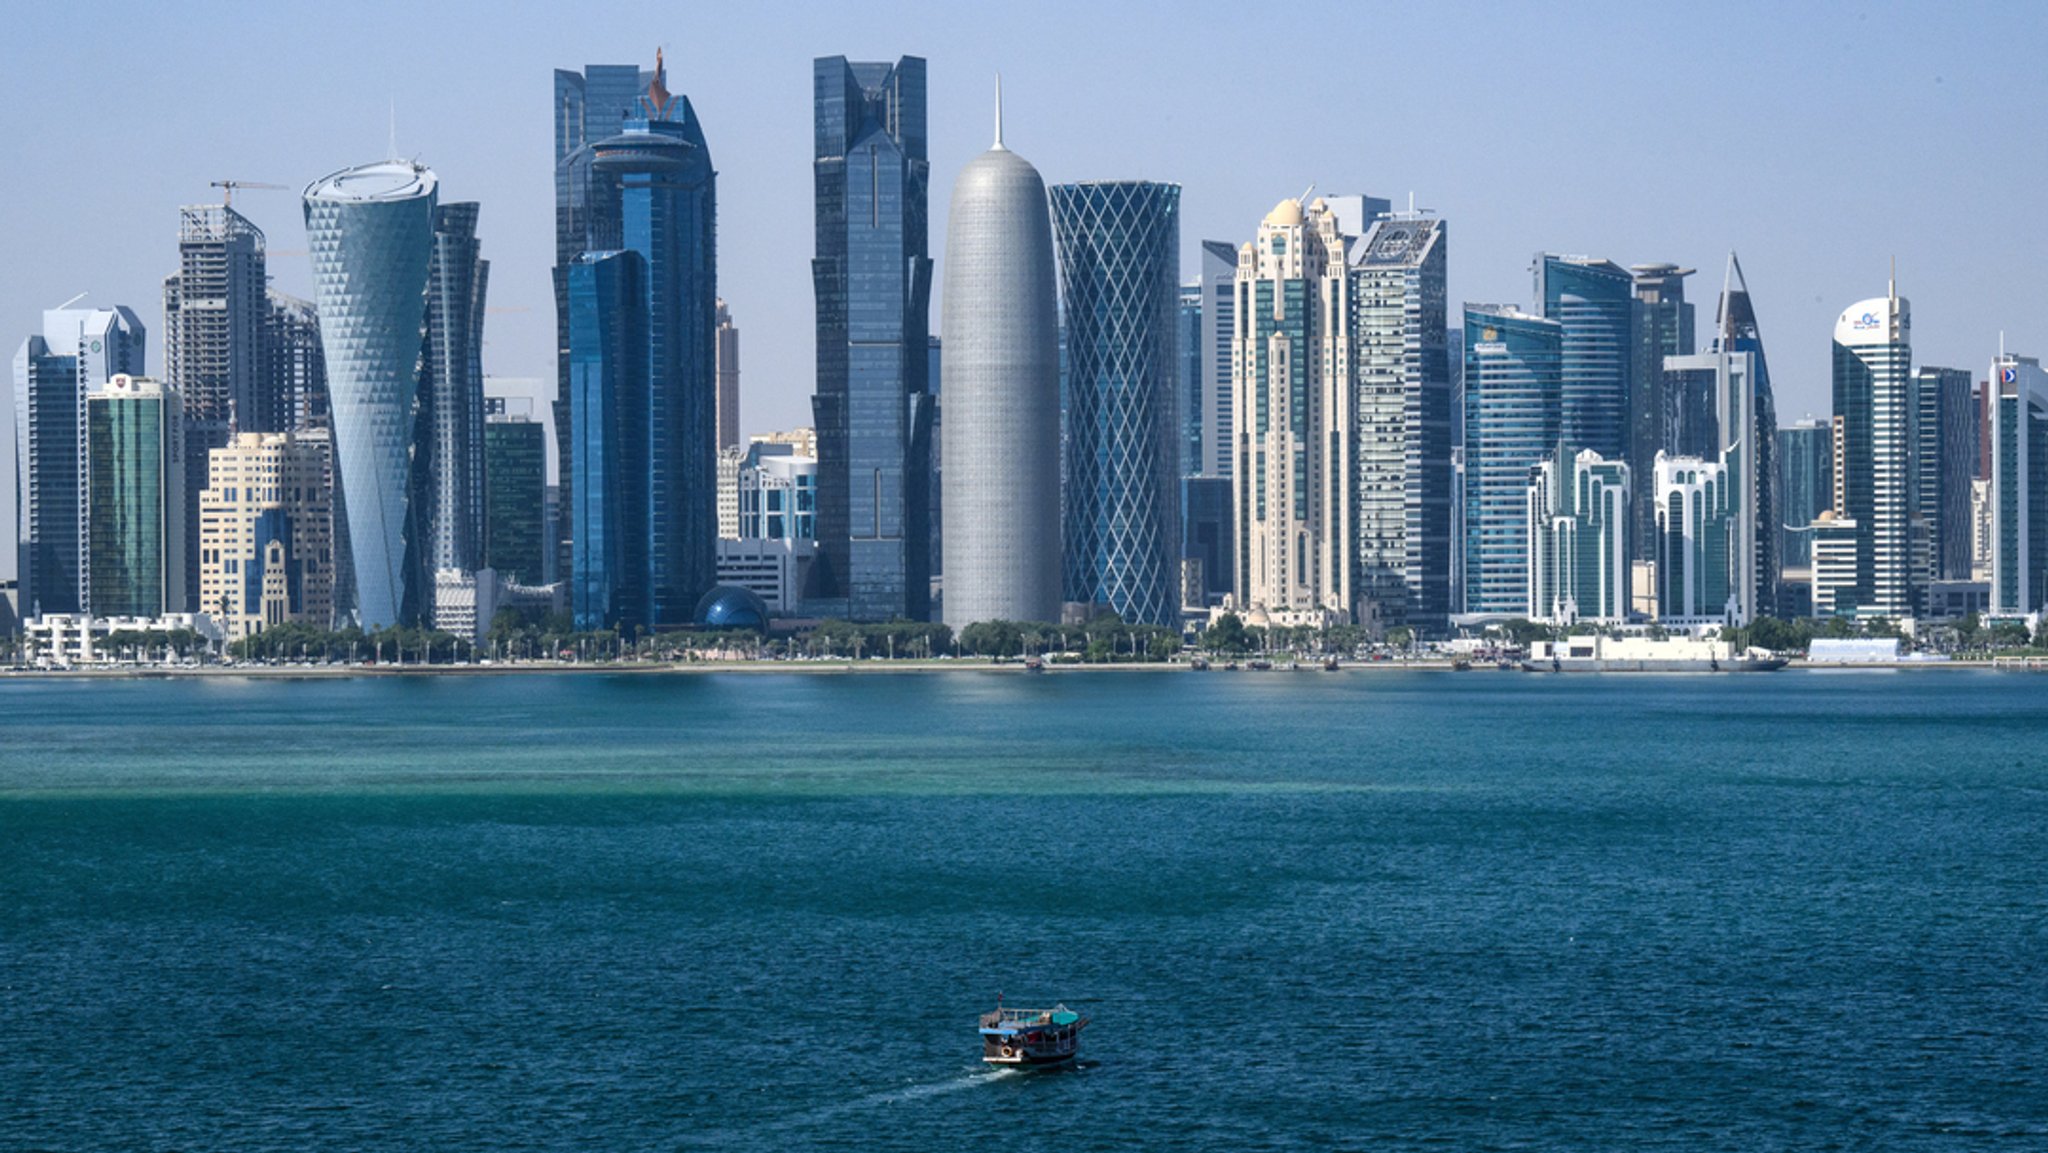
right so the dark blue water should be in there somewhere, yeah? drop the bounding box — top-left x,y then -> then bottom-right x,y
3,670 -> 2045,1150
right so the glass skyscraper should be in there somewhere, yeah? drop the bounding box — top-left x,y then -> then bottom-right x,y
1778,419 -> 1833,569
1535,255 -> 1633,462
86,375 -> 185,618
1831,286 -> 1915,620
483,413 -> 547,587
1050,180 -> 1183,627
420,202 -> 489,579
303,159 -> 438,631
1915,366 -> 1976,583
810,55 -> 932,623
1177,282 -> 1202,481
1195,240 -> 1237,480
1628,263 -> 1695,563
1527,445 -> 1630,624
1990,354 -> 2048,615
1463,305 -> 1563,615
1350,214 -> 1453,633
568,250 -> 649,631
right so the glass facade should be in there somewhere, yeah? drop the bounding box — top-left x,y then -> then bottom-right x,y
1778,420 -> 1833,568
483,416 -> 547,586
303,160 -> 438,631
1991,356 -> 2048,614
810,55 -> 932,622
86,379 -> 184,618
1178,282 -> 1202,481
1535,255 -> 1633,461
1463,306 -> 1563,615
1628,263 -> 1695,563
420,202 -> 490,578
1655,453 -> 1733,622
1831,294 -> 1914,619
1528,446 -> 1630,623
1916,366 -> 1976,582
568,250 -> 650,631
1051,181 -> 1183,627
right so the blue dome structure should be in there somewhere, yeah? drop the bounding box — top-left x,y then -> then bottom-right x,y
693,585 -> 769,631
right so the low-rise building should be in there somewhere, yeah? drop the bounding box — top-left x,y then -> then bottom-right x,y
23,612 -> 222,666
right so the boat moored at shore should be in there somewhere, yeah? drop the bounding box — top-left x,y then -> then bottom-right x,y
1522,636 -> 1787,673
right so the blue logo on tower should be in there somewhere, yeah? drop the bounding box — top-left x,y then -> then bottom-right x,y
1851,311 -> 1882,332
2003,367 -> 2019,385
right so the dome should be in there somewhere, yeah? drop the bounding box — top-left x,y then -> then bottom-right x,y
1264,198 -> 1303,228
693,585 -> 770,631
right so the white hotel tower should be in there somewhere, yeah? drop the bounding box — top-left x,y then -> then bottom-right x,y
939,83 -> 1061,628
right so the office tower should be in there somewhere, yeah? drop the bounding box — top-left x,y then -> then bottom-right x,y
715,299 -> 740,451
568,250 -> 649,631
1778,418 -> 1833,568
1181,475 -> 1232,607
554,58 -> 657,585
1971,477 -> 1993,582
13,306 -> 146,617
811,55 -> 932,622
1526,444 -> 1629,624
1810,511 -> 1860,617
1232,197 -> 1353,620
1194,239 -> 1237,478
263,290 -> 328,430
927,335 -> 942,582
1535,254 -> 1633,461
420,202 -> 489,579
1660,254 -> 1779,624
1050,180 -> 1183,626
1350,214 -> 1453,633
578,56 -> 719,627
1654,453 -> 1735,622
85,375 -> 184,618
1463,305 -> 1563,615
1975,378 -> 1995,480
1628,263 -> 1695,561
482,412 -> 546,585
1830,283 -> 1915,620
1177,282 -> 1202,479
303,159 -> 438,630
199,430 -> 334,638
1990,354 -> 2048,615
1915,366 -> 1976,582
939,83 -> 1060,628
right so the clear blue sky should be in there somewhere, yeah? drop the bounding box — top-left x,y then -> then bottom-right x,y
4,0 -> 2044,576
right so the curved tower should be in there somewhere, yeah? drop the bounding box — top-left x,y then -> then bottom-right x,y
1049,180 -> 1182,625
304,160 -> 437,630
940,84 -> 1061,628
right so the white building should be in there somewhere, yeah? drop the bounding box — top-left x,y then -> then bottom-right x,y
1654,453 -> 1735,625
23,612 -> 222,666
1527,447 -> 1630,624
1832,287 -> 1916,621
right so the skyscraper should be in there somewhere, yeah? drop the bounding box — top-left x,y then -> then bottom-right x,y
568,249 -> 649,631
1990,354 -> 2048,616
939,83 -> 1060,629
1350,213 -> 1453,633
1194,239 -> 1237,479
715,299 -> 740,451
1831,284 -> 1915,620
1655,452 -> 1734,623
1535,254 -> 1633,461
420,202 -> 489,579
1778,418 -> 1833,569
483,411 -> 547,586
199,430 -> 334,639
554,59 -> 656,585
1050,180 -> 1183,627
85,375 -> 184,618
262,290 -> 328,431
303,159 -> 438,630
1463,305 -> 1563,615
1527,444 -> 1629,624
1628,263 -> 1695,562
811,55 -> 932,622
1914,366 -> 1976,583
581,55 -> 719,627
1232,198 -> 1352,621
1177,282 -> 1202,479
13,306 -> 146,617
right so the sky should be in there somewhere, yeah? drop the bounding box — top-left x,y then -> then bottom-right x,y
5,0 -> 2046,581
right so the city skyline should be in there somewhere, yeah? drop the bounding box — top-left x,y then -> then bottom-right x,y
3,5 -> 2042,548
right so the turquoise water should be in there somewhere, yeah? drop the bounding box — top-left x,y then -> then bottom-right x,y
4,669 -> 2045,1149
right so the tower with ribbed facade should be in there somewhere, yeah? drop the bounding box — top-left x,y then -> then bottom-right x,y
303,160 -> 437,630
1050,180 -> 1182,626
1831,281 -> 1914,620
940,81 -> 1061,628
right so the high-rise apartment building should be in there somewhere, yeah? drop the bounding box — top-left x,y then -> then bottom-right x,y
1778,418 -> 1833,569
715,299 -> 740,451
1831,285 -> 1915,620
1233,198 -> 1353,622
939,86 -> 1061,629
1655,452 -> 1733,623
13,306 -> 146,617
1051,180 -> 1183,627
482,412 -> 546,586
1462,305 -> 1563,615
420,202 -> 490,579
1349,214 -> 1453,633
303,159 -> 438,630
1628,263 -> 1696,562
1990,354 -> 2048,616
85,375 -> 185,618
198,430 -> 334,639
1535,255 -> 1633,462
1527,445 -> 1629,624
810,55 -> 932,622
1915,366 -> 1976,583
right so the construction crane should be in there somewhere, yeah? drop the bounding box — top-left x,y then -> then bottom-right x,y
211,180 -> 287,208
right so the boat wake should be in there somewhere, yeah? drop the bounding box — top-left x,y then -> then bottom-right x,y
869,1065 -> 1024,1104
679,1066 -> 1034,1146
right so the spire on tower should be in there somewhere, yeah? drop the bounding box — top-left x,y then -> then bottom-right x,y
993,73 -> 1005,151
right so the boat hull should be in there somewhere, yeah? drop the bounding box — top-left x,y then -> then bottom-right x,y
1520,657 -> 1789,673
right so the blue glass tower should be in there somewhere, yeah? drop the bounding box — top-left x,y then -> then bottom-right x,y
1535,255 -> 1633,462
809,56 -> 933,622
1463,306 -> 1563,615
568,250 -> 649,632
1050,181 -> 1183,626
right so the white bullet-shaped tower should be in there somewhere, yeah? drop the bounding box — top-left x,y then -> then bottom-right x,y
941,81 -> 1062,627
